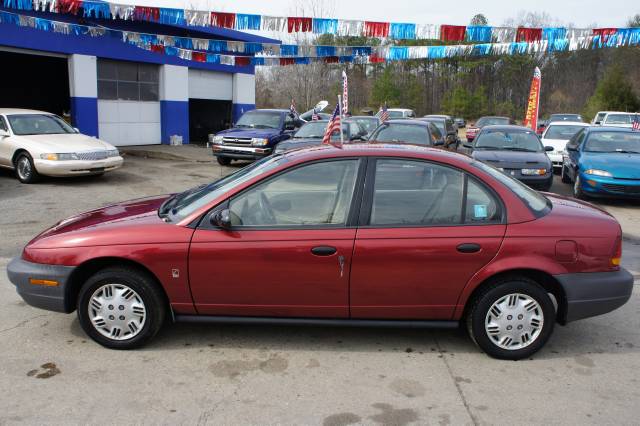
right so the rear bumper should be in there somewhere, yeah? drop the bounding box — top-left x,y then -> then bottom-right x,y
34,157 -> 123,176
554,269 -> 634,323
212,145 -> 272,160
7,257 -> 74,313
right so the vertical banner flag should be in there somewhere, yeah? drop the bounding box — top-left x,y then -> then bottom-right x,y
523,67 -> 542,131
342,71 -> 349,115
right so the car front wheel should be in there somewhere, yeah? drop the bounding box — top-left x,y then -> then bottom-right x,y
467,277 -> 555,360
217,156 -> 232,166
561,165 -> 572,183
15,153 -> 40,184
573,175 -> 587,200
77,267 -> 167,349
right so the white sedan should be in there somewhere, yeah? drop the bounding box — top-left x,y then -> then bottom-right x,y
0,109 -> 123,183
541,121 -> 589,170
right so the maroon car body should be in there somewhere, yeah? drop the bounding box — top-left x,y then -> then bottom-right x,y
8,144 -> 633,359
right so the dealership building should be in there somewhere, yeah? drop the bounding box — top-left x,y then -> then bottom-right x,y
0,7 -> 279,145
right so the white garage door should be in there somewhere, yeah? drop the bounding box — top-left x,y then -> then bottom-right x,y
188,69 -> 232,100
98,100 -> 161,146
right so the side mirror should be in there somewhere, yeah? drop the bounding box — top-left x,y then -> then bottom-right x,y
434,140 -> 444,146
284,122 -> 296,131
545,146 -> 554,152
594,121 -> 601,125
73,127 -> 80,133
566,145 -> 577,152
210,209 -> 232,230
0,129 -> 9,137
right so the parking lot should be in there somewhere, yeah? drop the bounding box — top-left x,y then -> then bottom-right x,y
1,153 -> 639,425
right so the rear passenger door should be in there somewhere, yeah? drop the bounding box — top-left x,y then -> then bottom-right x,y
350,158 -> 507,320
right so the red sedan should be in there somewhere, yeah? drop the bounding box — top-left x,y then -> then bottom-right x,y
8,144 -> 633,359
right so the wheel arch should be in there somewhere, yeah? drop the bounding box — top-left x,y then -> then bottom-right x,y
65,257 -> 171,314
460,268 -> 568,325
11,148 -> 30,166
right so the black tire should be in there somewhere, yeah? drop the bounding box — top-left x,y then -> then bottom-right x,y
573,175 -> 587,200
14,152 -> 40,184
216,156 -> 232,166
561,165 -> 572,184
77,266 -> 167,349
466,276 -> 556,360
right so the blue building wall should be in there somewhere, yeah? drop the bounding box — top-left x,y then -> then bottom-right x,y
161,101 -> 190,144
70,97 -> 99,137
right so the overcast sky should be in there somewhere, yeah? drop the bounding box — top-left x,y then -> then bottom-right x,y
129,0 -> 634,29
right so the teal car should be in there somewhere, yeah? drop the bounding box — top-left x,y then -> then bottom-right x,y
561,127 -> 640,199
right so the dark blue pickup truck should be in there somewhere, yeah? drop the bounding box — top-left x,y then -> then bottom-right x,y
211,109 -> 300,165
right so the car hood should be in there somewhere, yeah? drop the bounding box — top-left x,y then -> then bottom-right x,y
472,150 -> 551,168
217,127 -> 281,139
25,195 -> 193,250
16,133 -> 115,152
581,152 -> 640,179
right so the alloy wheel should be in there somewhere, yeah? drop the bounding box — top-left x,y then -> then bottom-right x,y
17,157 -> 32,181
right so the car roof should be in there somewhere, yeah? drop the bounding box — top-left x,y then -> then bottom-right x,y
387,108 -> 413,112
587,126 -> 639,133
350,115 -> 379,119
382,119 -> 430,126
545,121 -> 589,127
549,113 -> 582,116
281,143 -> 470,162
479,125 -> 534,132
246,109 -> 289,113
0,108 -> 52,115
424,114 -> 450,118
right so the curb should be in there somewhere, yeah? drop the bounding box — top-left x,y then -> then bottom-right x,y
121,148 -> 214,163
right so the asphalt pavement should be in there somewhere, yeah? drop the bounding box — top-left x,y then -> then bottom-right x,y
1,154 -> 639,425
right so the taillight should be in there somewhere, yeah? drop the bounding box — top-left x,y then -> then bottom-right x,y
611,236 -> 622,267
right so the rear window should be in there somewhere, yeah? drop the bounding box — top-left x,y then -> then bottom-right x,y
372,124 -> 430,146
477,117 -> 509,127
472,160 -> 550,217
605,114 -> 633,124
544,125 -> 586,140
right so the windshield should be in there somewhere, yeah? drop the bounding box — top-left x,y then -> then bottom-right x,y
472,160 -> 550,216
544,125 -> 586,140
604,114 -> 635,125
584,132 -> 640,153
372,124 -> 429,145
549,114 -> 583,122
294,122 -> 327,138
352,118 -> 379,134
235,111 -> 282,129
475,129 -> 543,152
476,117 -> 509,127
162,155 -> 289,221
8,114 -> 76,136
387,110 -> 404,119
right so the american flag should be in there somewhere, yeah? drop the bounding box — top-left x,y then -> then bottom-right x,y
312,108 -> 320,121
377,103 -> 389,122
342,71 -> 349,115
633,114 -> 640,131
322,102 -> 342,145
289,99 -> 298,118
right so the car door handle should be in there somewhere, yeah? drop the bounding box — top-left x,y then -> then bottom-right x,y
457,243 -> 481,254
311,246 -> 337,256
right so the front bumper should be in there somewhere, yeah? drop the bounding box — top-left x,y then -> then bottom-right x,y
212,145 -> 272,160
7,257 -> 75,313
578,173 -> 640,198
547,153 -> 564,168
34,156 -> 124,177
554,269 -> 634,323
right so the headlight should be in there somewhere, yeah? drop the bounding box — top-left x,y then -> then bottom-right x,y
585,169 -> 612,177
40,153 -> 79,161
251,138 -> 269,146
521,168 -> 548,176
106,149 -> 119,158
213,136 -> 224,145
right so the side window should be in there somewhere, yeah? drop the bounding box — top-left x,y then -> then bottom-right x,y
369,159 -> 502,227
0,116 -> 7,132
429,123 -> 442,143
465,178 -> 502,223
228,160 -> 359,227
284,114 -> 294,130
567,129 -> 585,150
370,160 -> 464,226
446,119 -> 454,133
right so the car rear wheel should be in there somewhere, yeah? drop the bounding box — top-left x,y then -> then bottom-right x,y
77,267 -> 167,349
467,277 -> 555,360
217,157 -> 232,166
561,165 -> 572,183
15,153 -> 40,184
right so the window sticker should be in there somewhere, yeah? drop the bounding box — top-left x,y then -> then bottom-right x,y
474,204 -> 488,219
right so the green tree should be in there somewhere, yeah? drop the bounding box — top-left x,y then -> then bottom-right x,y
442,87 -> 471,117
583,64 -> 640,120
470,14 -> 489,26
371,67 -> 401,107
628,13 -> 640,27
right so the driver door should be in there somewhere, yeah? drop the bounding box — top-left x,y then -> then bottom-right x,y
189,159 -> 364,318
